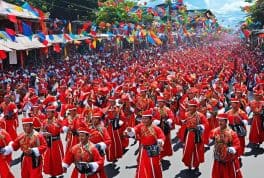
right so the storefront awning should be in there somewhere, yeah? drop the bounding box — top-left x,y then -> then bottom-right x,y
0,43 -> 12,51
0,39 -> 27,50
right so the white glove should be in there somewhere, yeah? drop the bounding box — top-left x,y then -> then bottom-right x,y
166,119 -> 173,127
126,128 -> 135,137
242,120 -> 248,126
62,162 -> 70,168
245,106 -> 251,114
119,120 -> 124,126
62,126 -> 69,133
153,119 -> 160,126
157,139 -> 164,146
197,124 -> 205,132
206,112 -> 212,119
248,112 -> 253,119
130,107 -> 135,112
227,147 -> 236,154
96,142 -> 107,151
88,162 -> 99,172
31,147 -> 40,157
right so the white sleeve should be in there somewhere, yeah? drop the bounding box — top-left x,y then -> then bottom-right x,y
3,145 -> 13,155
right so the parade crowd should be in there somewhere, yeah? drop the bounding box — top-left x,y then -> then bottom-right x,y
0,33 -> 264,178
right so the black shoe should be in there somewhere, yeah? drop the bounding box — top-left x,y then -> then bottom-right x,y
194,167 -> 199,172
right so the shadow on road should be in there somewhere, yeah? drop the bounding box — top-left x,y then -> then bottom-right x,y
125,165 -> 137,169
244,147 -> 264,157
161,159 -> 171,171
104,163 -> 120,178
175,169 -> 202,178
173,141 -> 183,152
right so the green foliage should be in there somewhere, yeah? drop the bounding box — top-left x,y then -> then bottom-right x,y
245,0 -> 264,26
5,0 -> 98,21
96,0 -> 137,23
96,0 -> 155,24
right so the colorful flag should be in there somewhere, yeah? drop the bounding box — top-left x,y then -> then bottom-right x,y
147,34 -> 156,46
0,50 -> 7,60
90,40 -> 96,49
53,44 -> 61,53
64,34 -> 71,41
5,28 -> 16,41
150,31 -> 162,45
8,15 -> 17,23
22,22 -> 33,38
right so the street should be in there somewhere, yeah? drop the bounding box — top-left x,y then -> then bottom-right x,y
10,117 -> 264,178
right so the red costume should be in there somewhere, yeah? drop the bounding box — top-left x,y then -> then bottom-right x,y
249,99 -> 264,145
105,106 -> 127,162
0,128 -> 14,178
153,97 -> 175,158
63,136 -> 106,178
210,114 -> 243,178
0,100 -> 18,140
226,105 -> 248,156
11,118 -> 47,178
126,110 -> 166,178
132,123 -> 165,178
41,112 -> 64,177
181,101 -> 208,169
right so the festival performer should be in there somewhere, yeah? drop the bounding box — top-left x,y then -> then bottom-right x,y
153,96 -> 175,158
248,89 -> 264,148
41,105 -> 64,178
134,86 -> 155,124
210,113 -> 243,178
105,98 -> 127,162
226,98 -> 248,158
181,99 -> 208,171
62,127 -> 106,178
63,104 -> 85,154
29,104 -> 45,132
0,94 -> 18,140
124,109 -> 165,178
121,94 -> 136,127
87,110 -> 112,158
0,126 -> 14,178
2,117 -> 47,178
177,88 -> 198,143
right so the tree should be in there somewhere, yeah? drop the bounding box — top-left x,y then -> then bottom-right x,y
96,0 -> 155,24
245,0 -> 264,27
96,0 -> 137,24
5,0 -> 98,21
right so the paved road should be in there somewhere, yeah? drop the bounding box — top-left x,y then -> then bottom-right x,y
11,117 -> 264,178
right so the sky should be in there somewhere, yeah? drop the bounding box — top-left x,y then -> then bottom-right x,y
184,0 -> 253,28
